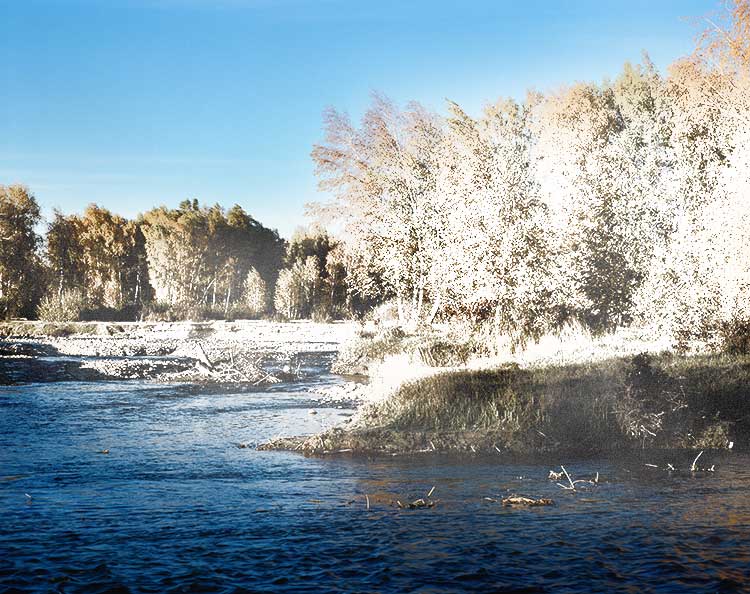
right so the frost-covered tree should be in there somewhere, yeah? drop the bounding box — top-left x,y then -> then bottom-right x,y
311,94 -> 445,326
272,256 -> 324,320
282,225 -> 351,318
309,12 -> 750,347
632,2 -> 750,347
437,98 -> 556,342
273,265 -> 304,319
242,267 -> 267,316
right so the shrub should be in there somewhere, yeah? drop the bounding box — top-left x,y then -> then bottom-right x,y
332,326 -> 407,374
37,288 -> 87,322
78,304 -> 140,321
719,317 -> 750,355
141,301 -> 211,322
366,300 -> 400,324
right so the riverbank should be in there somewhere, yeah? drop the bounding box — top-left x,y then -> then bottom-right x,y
261,325 -> 749,456
0,320 -> 357,385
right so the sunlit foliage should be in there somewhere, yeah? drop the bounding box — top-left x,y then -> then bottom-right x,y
310,3 -> 750,348
0,185 -> 42,318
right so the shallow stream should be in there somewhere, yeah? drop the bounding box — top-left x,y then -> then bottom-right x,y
1,352 -> 749,592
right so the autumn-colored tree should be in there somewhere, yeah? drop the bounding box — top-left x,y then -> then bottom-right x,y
78,204 -> 141,308
0,185 -> 42,318
631,2 -> 750,347
140,200 -> 284,317
46,210 -> 85,300
43,206 -> 151,318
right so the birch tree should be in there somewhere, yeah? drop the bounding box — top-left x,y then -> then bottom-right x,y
311,94 -> 445,326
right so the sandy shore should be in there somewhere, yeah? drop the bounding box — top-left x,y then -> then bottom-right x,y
0,320 -> 357,384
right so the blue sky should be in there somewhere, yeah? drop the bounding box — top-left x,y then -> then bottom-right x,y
1,0 -> 715,237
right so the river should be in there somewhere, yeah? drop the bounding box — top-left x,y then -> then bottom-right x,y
1,350 -> 749,593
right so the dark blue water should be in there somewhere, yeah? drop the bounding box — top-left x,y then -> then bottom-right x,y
2,364 -> 750,593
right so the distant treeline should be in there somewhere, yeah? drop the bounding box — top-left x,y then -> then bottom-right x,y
0,191 -> 365,322
309,2 -> 750,349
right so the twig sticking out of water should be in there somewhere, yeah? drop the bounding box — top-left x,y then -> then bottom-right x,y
252,370 -> 281,386
557,465 -> 576,491
366,494 -> 370,510
404,498 -> 435,509
554,466 -> 599,491
646,454 -> 715,473
691,450 -> 704,472
393,488 -> 438,510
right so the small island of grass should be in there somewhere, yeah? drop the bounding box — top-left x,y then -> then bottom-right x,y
261,324 -> 750,456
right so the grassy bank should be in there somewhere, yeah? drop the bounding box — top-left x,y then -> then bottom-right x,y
262,325 -> 750,455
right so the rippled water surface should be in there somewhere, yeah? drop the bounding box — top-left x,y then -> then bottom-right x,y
2,354 -> 750,593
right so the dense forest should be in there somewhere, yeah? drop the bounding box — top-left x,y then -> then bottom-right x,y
1,2 -> 748,350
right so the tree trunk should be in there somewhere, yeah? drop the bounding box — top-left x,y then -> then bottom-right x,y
134,267 -> 141,304
427,292 -> 441,325
119,268 -> 124,308
224,285 -> 231,317
416,277 -> 425,324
